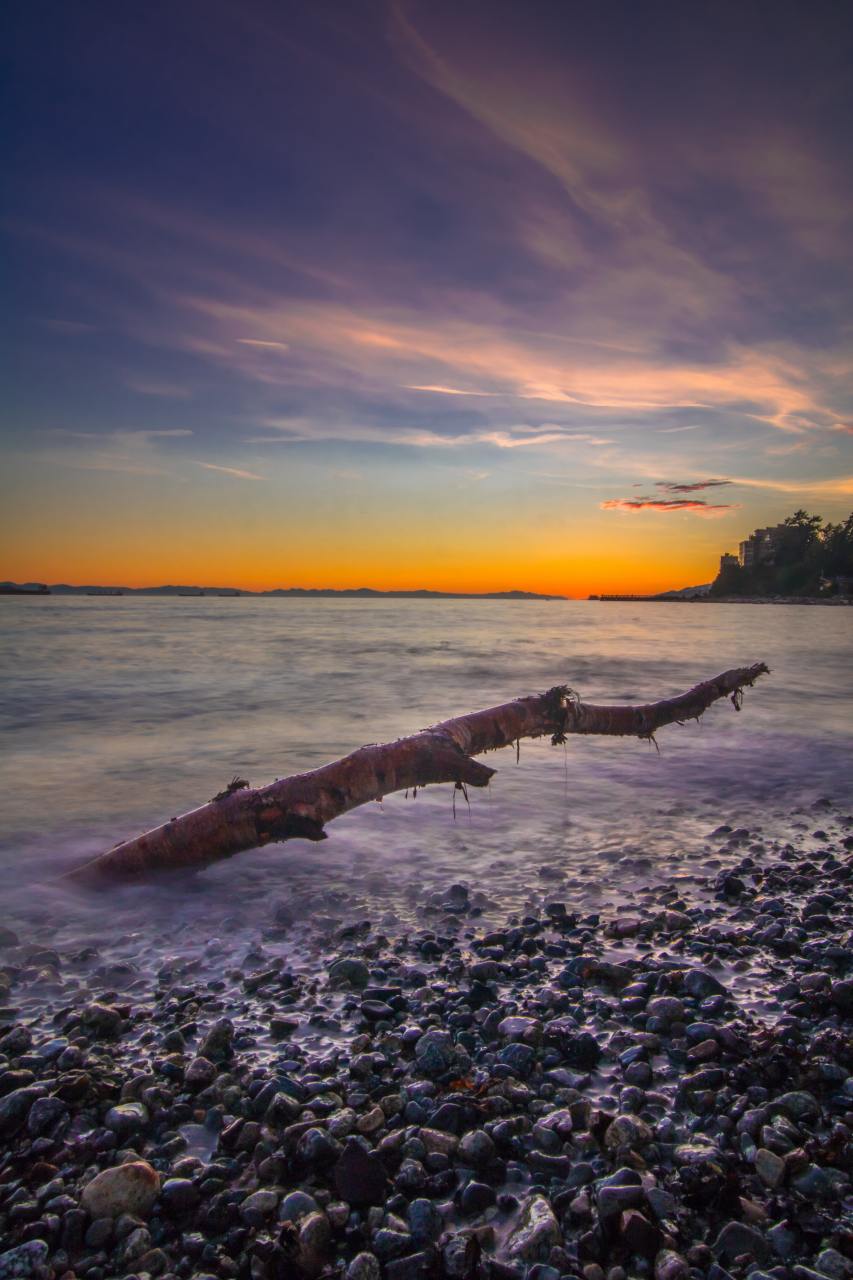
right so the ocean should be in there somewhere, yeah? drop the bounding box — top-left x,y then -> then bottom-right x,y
1,596 -> 850,912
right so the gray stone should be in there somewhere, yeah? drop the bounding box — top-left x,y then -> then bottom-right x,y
346,1255 -> 381,1280
280,1190 -> 319,1222
458,1128 -> 496,1167
754,1147 -> 785,1188
767,1221 -> 798,1261
713,1221 -> 770,1265
772,1090 -> 819,1121
80,1160 -> 160,1220
0,1241 -> 50,1280
815,1249 -> 849,1280
298,1210 -> 331,1277
646,997 -> 685,1023
0,1087 -> 42,1138
506,1194 -> 562,1261
240,1188 -> 279,1222
654,1257 -> 689,1280
408,1197 -> 442,1246
25,1096 -> 68,1138
790,1164 -> 832,1197
373,1229 -> 412,1260
334,1137 -> 388,1205
413,1029 -> 468,1077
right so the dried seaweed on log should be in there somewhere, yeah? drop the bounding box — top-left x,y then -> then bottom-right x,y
65,662 -> 768,885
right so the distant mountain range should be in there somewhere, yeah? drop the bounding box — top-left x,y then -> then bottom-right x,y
1,582 -> 565,600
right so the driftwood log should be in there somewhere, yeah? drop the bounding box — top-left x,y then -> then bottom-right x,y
66,663 -> 768,886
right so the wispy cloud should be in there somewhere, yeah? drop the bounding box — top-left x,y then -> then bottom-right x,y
236,338 -> 290,350
406,384 -> 499,396
37,428 -> 193,477
195,461 -> 263,480
656,479 -> 732,493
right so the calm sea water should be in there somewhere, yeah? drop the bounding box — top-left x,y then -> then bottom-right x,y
0,597 -> 851,937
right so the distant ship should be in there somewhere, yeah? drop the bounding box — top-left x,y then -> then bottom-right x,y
86,589 -> 124,596
178,590 -> 206,597
0,584 -> 51,595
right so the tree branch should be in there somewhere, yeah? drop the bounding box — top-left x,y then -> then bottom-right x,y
64,662 -> 768,886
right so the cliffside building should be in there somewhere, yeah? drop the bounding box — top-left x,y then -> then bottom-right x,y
738,524 -> 787,569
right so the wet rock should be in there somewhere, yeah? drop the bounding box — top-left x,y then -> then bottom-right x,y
80,1159 -> 160,1219
297,1125 -> 341,1167
684,970 -> 728,1000
185,1056 -> 218,1089
460,1180 -> 496,1215
414,1029 -> 468,1077
497,1015 -> 542,1043
604,1114 -> 653,1152
506,1194 -> 561,1261
0,1087 -> 42,1137
159,1178 -> 199,1214
105,1100 -> 148,1138
0,1026 -> 32,1056
655,1250 -> 689,1280
646,996 -> 686,1023
80,1002 -> 123,1038
597,1184 -> 645,1223
329,958 -> 370,989
198,1016 -> 233,1062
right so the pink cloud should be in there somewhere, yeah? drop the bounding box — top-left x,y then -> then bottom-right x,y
601,498 -> 738,516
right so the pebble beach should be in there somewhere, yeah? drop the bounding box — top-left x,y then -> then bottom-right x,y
1,800 -> 851,1280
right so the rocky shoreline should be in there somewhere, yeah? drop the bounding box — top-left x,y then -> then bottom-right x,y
1,815 -> 851,1280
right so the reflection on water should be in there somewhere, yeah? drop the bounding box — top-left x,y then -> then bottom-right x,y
0,597 -> 850,937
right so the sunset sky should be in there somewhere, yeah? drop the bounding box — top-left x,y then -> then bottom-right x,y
3,0 -> 852,595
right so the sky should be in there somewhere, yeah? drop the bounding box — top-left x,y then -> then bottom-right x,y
2,0 -> 852,595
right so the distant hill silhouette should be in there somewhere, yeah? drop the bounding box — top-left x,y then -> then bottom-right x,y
1,582 -> 565,601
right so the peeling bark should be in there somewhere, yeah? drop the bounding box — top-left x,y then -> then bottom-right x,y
65,662 -> 768,886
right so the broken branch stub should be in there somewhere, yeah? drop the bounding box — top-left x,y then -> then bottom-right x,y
65,662 -> 768,886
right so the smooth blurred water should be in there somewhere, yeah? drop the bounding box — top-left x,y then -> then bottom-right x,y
0,597 -> 851,926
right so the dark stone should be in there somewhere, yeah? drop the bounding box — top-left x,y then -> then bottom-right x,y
334,1138 -> 389,1206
